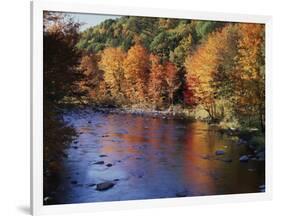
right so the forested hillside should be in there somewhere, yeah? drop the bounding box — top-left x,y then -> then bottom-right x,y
75,16 -> 264,131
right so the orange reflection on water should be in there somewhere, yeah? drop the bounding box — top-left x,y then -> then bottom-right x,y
181,122 -> 217,194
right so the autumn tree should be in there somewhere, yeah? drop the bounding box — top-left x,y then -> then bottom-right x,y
148,54 -> 165,108
98,47 -> 126,100
79,53 -> 107,100
184,25 -> 237,121
123,44 -> 150,103
233,23 -> 265,130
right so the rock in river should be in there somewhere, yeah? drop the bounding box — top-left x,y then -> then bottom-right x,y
106,163 -> 113,167
96,182 -> 115,191
99,154 -> 108,158
215,150 -> 225,155
93,161 -> 104,165
239,155 -> 249,162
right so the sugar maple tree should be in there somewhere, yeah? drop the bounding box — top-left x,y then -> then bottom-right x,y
123,44 -> 150,103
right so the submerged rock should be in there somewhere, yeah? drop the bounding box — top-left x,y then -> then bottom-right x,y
93,161 -> 104,165
215,150 -> 225,155
96,182 -> 115,191
106,163 -> 113,167
99,154 -> 108,157
239,155 -> 249,162
101,134 -> 109,137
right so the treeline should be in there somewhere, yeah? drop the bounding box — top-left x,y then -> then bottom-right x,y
77,16 -> 224,108
77,16 -> 265,130
43,12 -> 265,132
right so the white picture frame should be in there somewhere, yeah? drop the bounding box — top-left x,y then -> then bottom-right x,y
31,0 -> 273,215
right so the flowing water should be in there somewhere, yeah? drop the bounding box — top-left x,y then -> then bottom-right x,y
45,108 -> 265,205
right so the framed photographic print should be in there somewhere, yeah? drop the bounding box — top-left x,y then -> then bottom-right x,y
31,0 -> 272,215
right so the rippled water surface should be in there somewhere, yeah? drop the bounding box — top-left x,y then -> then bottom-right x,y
47,108 -> 265,204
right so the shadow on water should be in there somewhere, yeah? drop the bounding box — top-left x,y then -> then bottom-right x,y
44,107 -> 265,205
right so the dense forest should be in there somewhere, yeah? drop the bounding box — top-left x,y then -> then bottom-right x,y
43,12 -> 265,187
75,15 -> 264,129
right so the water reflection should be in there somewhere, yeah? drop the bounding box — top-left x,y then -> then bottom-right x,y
46,108 -> 265,204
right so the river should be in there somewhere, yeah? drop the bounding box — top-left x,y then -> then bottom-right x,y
45,108 -> 265,204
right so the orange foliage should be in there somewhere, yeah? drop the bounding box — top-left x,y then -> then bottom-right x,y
233,23 -> 265,129
98,47 -> 126,98
123,44 -> 150,103
148,54 -> 165,107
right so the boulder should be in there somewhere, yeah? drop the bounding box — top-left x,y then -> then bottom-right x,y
99,154 -> 108,158
93,161 -> 104,165
96,182 -> 115,191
